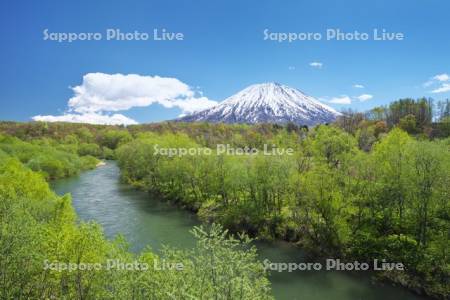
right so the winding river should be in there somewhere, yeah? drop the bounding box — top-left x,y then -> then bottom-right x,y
51,161 -> 426,300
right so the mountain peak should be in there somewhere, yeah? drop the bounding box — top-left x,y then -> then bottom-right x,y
247,81 -> 285,89
258,81 -> 282,86
179,83 -> 340,126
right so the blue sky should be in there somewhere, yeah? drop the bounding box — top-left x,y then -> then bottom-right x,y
1,0 -> 449,124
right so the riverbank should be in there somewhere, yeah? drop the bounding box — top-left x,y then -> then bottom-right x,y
136,184 -> 438,299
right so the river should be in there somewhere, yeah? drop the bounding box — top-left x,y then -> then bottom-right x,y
51,161 -> 426,300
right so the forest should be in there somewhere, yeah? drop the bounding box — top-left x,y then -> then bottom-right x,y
0,129 -> 272,299
0,97 -> 449,299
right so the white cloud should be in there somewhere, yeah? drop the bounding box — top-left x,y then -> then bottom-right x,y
309,62 -> 323,69
32,112 -> 138,125
171,96 -> 219,116
433,73 -> 450,82
356,94 -> 373,101
353,84 -> 364,88
32,73 -> 217,125
424,73 -> 450,88
329,95 -> 351,104
322,93 -> 372,105
431,83 -> 450,93
67,73 -> 217,113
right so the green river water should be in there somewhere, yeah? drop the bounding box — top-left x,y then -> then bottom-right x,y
51,161 -> 427,300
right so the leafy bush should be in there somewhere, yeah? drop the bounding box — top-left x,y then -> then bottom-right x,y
78,143 -> 102,157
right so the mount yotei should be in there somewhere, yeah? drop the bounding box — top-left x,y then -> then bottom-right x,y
179,82 -> 341,125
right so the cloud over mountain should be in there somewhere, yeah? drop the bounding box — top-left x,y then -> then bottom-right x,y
32,73 -> 217,125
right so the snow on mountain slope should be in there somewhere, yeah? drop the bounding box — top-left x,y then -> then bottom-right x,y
179,82 -> 341,126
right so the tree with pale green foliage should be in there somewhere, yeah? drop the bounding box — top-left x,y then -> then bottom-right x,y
117,125 -> 449,298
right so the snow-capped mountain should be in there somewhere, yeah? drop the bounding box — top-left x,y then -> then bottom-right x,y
179,82 -> 341,126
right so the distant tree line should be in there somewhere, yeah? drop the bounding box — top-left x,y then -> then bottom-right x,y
336,98 -> 450,140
